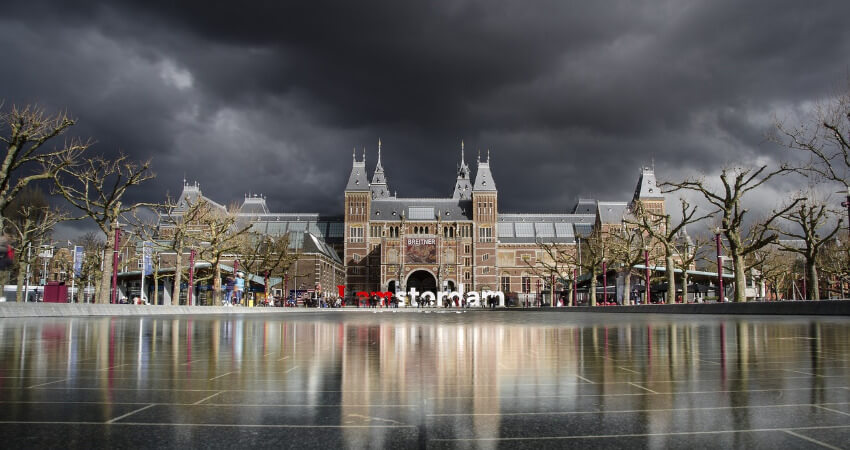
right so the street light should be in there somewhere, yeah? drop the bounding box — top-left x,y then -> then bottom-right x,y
602,258 -> 607,305
715,227 -> 725,303
644,245 -> 650,305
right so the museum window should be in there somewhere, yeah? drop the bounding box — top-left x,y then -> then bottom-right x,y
501,276 -> 511,293
522,276 -> 531,294
464,257 -> 472,266
349,226 -> 364,243
478,226 -> 493,242
483,267 -> 489,274
464,271 -> 471,281
464,244 -> 471,254
482,253 -> 489,261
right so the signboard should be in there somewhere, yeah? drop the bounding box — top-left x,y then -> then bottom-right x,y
405,237 -> 437,264
73,246 -> 84,278
142,241 -> 153,276
38,245 -> 54,258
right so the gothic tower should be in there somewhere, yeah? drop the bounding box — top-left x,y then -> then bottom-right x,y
472,149 -> 498,291
452,141 -> 472,200
344,148 -> 371,294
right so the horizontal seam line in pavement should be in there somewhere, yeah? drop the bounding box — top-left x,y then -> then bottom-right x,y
0,421 -> 417,428
427,402 -> 850,416
426,386 -> 850,399
106,404 -> 156,424
428,424 -> 850,441
782,429 -> 842,450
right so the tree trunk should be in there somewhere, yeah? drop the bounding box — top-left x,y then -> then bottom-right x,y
153,274 -> 159,305
15,258 -> 26,302
665,251 -> 675,304
589,271 -> 597,306
622,269 -> 631,306
682,272 -> 689,304
213,262 -> 222,305
97,227 -> 116,304
733,253 -> 747,302
806,260 -> 819,300
171,240 -> 183,306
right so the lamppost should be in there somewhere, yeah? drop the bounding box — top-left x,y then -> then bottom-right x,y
572,266 -> 577,306
715,227 -> 725,303
644,246 -> 650,305
602,258 -> 607,305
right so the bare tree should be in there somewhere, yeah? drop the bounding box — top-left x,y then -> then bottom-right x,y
523,240 -> 577,306
606,221 -> 653,305
771,196 -> 843,300
671,230 -> 707,303
817,233 -> 850,298
235,232 -> 299,301
631,199 -> 712,304
4,188 -> 67,301
195,203 -> 251,305
663,166 -> 803,302
774,79 -> 850,188
0,104 -> 89,229
77,232 -> 105,302
751,243 -> 796,300
52,154 -> 156,303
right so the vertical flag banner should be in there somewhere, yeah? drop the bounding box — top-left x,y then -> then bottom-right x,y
73,245 -> 84,278
143,241 -> 153,276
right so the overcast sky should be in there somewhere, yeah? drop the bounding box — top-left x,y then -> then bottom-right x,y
3,0 -> 849,238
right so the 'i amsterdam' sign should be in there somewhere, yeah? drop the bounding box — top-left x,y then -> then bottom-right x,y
405,238 -> 437,264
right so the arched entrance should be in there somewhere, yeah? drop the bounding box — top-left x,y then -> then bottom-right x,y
406,270 -> 437,306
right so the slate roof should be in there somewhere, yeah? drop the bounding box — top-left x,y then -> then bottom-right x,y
633,167 -> 664,200
345,151 -> 369,191
369,198 -> 474,221
572,198 -> 597,215
496,213 -> 595,244
473,159 -> 497,191
239,195 -> 269,214
597,201 -> 629,225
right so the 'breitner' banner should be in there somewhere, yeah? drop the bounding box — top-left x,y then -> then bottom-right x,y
405,237 -> 436,264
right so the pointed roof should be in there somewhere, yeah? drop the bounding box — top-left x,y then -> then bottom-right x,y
345,148 -> 369,192
633,166 -> 664,201
370,139 -> 391,199
473,149 -> 497,192
452,140 -> 472,199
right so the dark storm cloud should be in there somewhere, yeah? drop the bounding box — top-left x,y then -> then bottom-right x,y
2,0 -> 849,237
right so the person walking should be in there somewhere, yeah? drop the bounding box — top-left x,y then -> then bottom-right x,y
234,272 -> 245,306
224,276 -> 235,306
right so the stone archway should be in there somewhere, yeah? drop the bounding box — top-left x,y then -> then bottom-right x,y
406,270 -> 437,306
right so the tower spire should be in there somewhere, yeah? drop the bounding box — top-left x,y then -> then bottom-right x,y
352,147 -> 356,162
461,140 -> 465,162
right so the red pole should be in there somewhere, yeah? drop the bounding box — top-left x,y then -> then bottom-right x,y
187,249 -> 195,306
716,233 -> 724,303
111,228 -> 121,304
644,250 -> 650,305
572,268 -> 577,306
551,273 -> 556,307
602,260 -> 607,305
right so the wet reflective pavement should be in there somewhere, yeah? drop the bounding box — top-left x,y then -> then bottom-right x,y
1,311 -> 849,449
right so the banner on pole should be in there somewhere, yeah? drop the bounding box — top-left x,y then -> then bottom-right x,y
73,246 -> 84,278
143,241 -> 153,276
